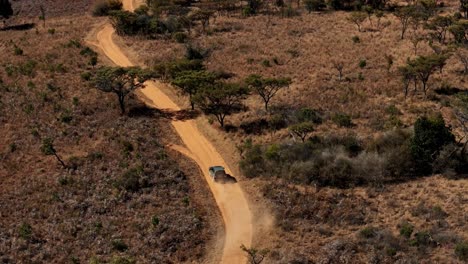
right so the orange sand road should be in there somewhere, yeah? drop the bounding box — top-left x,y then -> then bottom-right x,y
92,2 -> 253,263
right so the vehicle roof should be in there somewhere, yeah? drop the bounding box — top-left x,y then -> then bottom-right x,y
210,166 -> 225,171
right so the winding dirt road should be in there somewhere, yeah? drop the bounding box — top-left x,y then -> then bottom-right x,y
92,1 -> 253,263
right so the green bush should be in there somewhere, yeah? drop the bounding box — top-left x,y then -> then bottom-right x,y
455,241 -> 468,261
296,108 -> 322,124
13,45 -> 23,55
399,221 -> 414,238
359,59 -> 367,68
115,167 -> 145,192
112,239 -> 128,252
360,226 -> 378,238
18,223 -> 32,240
410,115 -> 455,175
173,32 -> 188,43
352,35 -> 360,43
93,0 -> 123,16
332,113 -> 353,127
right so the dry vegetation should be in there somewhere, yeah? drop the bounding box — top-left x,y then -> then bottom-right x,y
0,12 -> 218,264
118,0 -> 468,262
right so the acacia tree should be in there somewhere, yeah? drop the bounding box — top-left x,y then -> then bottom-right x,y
289,122 -> 314,142
172,70 -> 218,110
398,65 -> 416,98
348,11 -> 367,32
395,6 -> 415,39
245,74 -> 291,111
194,82 -> 249,127
94,66 -> 152,114
406,54 -> 448,94
41,138 -> 66,168
426,15 -> 453,43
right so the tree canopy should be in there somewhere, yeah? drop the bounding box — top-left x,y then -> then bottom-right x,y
194,82 -> 249,127
172,70 -> 218,109
94,66 -> 153,114
245,74 -> 291,111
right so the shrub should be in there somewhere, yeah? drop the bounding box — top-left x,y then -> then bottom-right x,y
13,45 -> 23,55
360,226 -> 378,238
455,241 -> 468,261
261,59 -> 271,67
359,59 -> 367,68
185,45 -> 206,60
410,115 -> 455,175
115,167 -> 145,192
48,28 -> 56,34
332,113 -> 353,127
296,108 -> 322,124
81,72 -> 92,81
399,221 -> 414,238
18,223 -> 32,240
93,0 -> 123,16
352,35 -> 360,43
411,231 -> 432,247
112,239 -> 128,252
173,32 -> 188,43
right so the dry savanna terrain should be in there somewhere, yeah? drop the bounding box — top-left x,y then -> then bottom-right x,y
0,3 -> 221,263
1,0 -> 468,263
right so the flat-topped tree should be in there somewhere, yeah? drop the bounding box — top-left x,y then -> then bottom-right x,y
194,82 -> 249,128
94,66 -> 153,114
172,70 -> 218,110
408,54 -> 448,94
245,74 -> 291,111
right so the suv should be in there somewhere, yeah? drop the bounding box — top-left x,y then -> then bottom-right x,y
208,166 -> 237,183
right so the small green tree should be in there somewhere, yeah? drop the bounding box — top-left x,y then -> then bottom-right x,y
94,66 -> 152,114
406,54 -> 448,94
240,244 -> 268,264
395,6 -> 415,39
245,74 -> 291,111
172,70 -> 218,110
194,82 -> 249,127
410,115 -> 455,174
426,15 -> 453,43
289,122 -> 314,142
348,11 -> 367,32
41,138 -> 67,168
398,64 -> 416,97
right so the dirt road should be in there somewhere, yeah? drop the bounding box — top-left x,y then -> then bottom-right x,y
92,2 -> 253,263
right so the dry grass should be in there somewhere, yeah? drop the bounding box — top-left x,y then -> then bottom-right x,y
124,2 -> 467,145
0,15 -> 217,263
116,3 -> 468,262
261,176 -> 467,263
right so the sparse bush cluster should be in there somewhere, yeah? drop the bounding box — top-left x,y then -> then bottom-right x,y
241,114 -> 466,187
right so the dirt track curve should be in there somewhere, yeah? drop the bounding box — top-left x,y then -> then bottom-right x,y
93,1 -> 253,263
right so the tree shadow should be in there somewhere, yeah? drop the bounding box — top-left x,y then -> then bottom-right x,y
128,105 -> 201,121
0,23 -> 35,31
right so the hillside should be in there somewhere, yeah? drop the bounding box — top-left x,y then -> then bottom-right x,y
1,0 -> 468,263
0,12 -> 220,264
